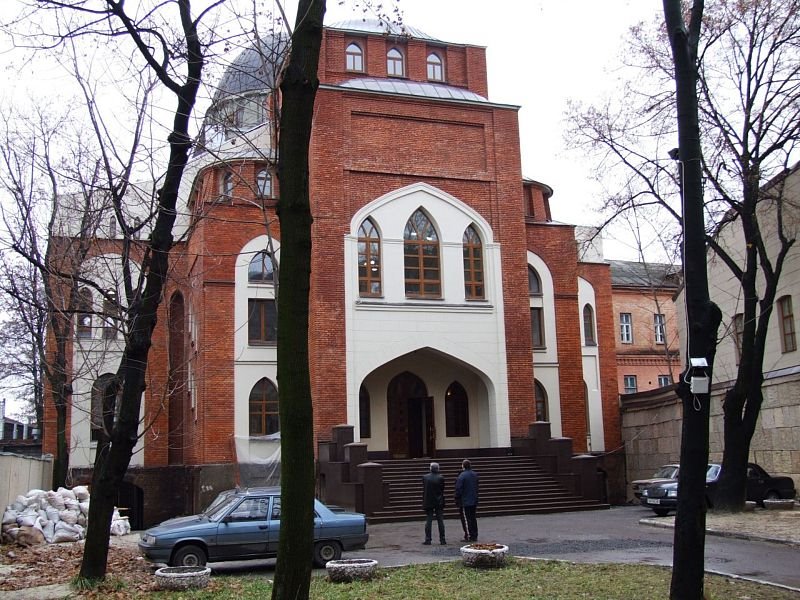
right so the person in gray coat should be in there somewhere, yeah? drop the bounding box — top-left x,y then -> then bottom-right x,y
421,462 -> 446,545
455,459 -> 479,542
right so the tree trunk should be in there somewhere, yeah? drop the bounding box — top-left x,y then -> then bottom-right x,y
662,1 -> 722,599
270,2 -> 325,599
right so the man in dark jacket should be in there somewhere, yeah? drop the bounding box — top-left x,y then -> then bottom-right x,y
422,462 -> 446,545
455,458 -> 479,541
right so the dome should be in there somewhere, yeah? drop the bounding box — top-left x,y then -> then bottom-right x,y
327,18 -> 440,42
212,34 -> 290,104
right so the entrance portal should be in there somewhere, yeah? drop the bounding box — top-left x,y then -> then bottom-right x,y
387,372 -> 436,459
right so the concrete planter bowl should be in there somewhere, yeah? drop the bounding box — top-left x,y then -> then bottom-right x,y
154,566 -> 211,591
460,543 -> 509,568
325,558 -> 379,583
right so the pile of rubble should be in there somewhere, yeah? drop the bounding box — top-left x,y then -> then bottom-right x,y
1,487 -> 130,546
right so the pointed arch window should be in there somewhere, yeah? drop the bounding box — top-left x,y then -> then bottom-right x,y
583,304 -> 596,346
387,47 -> 405,77
256,169 -> 272,198
249,377 -> 279,435
248,250 -> 275,283
77,288 -> 93,338
534,379 -> 548,421
445,381 -> 469,437
778,295 -> 796,353
463,225 -> 484,300
426,52 -> 443,81
358,218 -> 382,297
528,266 -> 542,296
404,209 -> 440,298
346,42 -> 364,72
102,292 -> 119,340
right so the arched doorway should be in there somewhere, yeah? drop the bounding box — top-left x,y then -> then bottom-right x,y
387,371 -> 434,459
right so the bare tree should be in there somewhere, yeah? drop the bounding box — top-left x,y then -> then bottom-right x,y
568,0 -> 799,513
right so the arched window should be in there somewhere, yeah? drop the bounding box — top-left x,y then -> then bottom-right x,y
248,250 -> 275,283
77,288 -> 93,338
778,295 -> 796,353
463,225 -> 484,300
221,171 -> 234,197
359,384 -> 371,438
249,377 -> 279,435
404,209 -> 440,298
91,373 -> 120,441
583,304 -> 596,346
346,42 -> 364,72
528,266 -> 542,295
102,292 -> 119,340
357,218 -> 381,296
534,380 -> 548,422
426,52 -> 443,81
445,381 -> 469,437
256,169 -> 272,198
387,47 -> 404,77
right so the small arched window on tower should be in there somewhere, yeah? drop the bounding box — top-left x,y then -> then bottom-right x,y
357,218 -> 381,297
583,303 -> 596,346
387,48 -> 405,77
221,171 -> 234,198
346,42 -> 364,72
534,379 -> 548,422
528,266 -> 542,296
256,169 -> 272,198
426,52 -> 443,81
76,288 -> 93,338
249,377 -> 279,436
462,225 -> 484,300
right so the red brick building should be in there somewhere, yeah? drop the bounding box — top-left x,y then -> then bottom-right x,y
45,20 -> 623,524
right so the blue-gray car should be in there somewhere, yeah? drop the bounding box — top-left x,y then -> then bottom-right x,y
138,487 -> 369,567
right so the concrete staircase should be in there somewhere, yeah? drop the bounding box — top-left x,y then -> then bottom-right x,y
367,455 -> 607,523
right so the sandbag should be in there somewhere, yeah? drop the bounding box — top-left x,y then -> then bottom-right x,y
52,520 -> 83,543
57,487 -> 76,501
58,509 -> 78,525
64,498 -> 80,512
2,509 -> 19,525
73,486 -> 90,501
45,506 -> 61,522
79,501 -> 90,515
16,513 -> 37,527
42,520 -> 55,543
110,517 -> 130,536
46,491 -> 65,511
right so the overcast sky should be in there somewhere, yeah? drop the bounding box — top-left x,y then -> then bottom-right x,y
315,0 -> 668,259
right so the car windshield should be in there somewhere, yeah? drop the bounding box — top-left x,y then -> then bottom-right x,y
653,466 -> 678,479
204,493 -> 240,521
706,464 -> 721,481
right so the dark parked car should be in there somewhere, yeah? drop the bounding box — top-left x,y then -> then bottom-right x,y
631,464 -> 680,499
640,462 -> 796,516
138,487 -> 369,567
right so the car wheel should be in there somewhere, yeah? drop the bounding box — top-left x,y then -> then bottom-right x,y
765,490 -> 781,501
653,508 -> 670,517
313,540 -> 342,567
171,544 -> 207,567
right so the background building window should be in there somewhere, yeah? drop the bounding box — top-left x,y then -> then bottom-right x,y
346,42 -> 364,71
531,307 -> 545,349
256,169 -> 272,197
358,218 -> 382,296
778,295 -> 796,353
623,375 -> 638,394
387,47 -> 404,77
403,209 -> 440,298
528,266 -> 542,295
620,312 -> 633,343
462,225 -> 484,300
102,292 -> 119,340
426,52 -> 443,80
534,380 -> 548,421
248,298 -> 277,344
658,374 -> 671,387
444,381 -> 469,437
248,251 -> 275,283
654,313 -> 666,344
359,384 -> 371,438
77,288 -> 93,338
583,304 -> 596,345
249,377 -> 279,435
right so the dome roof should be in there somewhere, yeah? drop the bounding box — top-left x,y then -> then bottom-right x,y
212,34 -> 289,103
327,18 -> 440,42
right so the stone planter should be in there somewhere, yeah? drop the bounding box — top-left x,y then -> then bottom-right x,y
763,499 -> 795,511
460,543 -> 508,568
325,558 -> 378,583
154,566 -> 211,591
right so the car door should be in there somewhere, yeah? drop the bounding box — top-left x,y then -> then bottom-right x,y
214,496 -> 271,560
266,496 -> 282,555
746,464 -> 768,501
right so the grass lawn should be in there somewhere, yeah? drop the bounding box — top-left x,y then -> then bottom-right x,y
112,559 -> 799,599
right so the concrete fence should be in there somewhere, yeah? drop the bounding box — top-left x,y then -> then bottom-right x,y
0,452 -> 53,508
